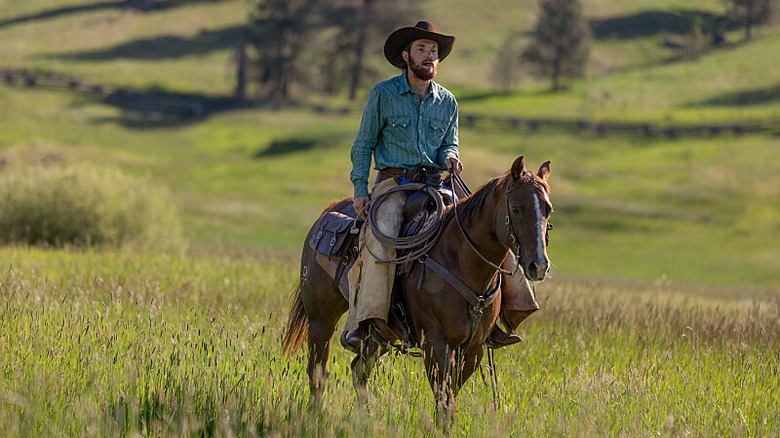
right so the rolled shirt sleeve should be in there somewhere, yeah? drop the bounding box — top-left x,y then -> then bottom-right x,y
436,103 -> 459,166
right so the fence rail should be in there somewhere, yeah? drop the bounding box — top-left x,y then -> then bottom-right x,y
458,113 -> 770,138
3,67 -> 777,137
3,68 -> 208,119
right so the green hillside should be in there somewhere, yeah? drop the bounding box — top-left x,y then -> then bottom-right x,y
1,0 -> 778,288
1,2 -> 779,435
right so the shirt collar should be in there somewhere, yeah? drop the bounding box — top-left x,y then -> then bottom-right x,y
397,72 -> 441,101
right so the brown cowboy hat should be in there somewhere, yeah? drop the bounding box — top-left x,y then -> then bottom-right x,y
384,21 -> 455,69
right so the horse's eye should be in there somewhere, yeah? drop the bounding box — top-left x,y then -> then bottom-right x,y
511,206 -> 520,214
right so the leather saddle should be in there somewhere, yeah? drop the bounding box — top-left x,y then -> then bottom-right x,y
308,177 -> 458,346
308,183 -> 447,298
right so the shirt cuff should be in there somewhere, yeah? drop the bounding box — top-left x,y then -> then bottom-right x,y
438,147 -> 459,164
353,182 -> 370,198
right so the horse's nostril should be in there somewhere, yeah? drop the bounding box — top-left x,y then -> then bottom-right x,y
528,262 -> 538,278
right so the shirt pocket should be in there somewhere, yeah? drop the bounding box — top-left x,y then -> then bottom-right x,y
426,118 -> 449,146
384,116 -> 413,145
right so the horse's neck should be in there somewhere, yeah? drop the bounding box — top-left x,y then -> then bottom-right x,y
450,186 -> 509,286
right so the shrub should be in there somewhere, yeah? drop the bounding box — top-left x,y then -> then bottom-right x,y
0,163 -> 185,252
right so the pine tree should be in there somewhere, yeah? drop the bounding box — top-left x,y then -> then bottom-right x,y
248,0 -> 322,100
493,30 -> 526,90
521,0 -> 591,91
248,0 -> 422,100
322,0 -> 423,100
728,0 -> 772,40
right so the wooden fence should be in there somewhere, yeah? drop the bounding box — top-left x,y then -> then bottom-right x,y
3,67 -> 776,137
3,68 -> 208,119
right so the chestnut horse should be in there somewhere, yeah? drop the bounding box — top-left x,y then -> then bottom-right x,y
282,156 -> 552,420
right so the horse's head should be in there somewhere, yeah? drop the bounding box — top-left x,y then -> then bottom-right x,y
503,156 -> 553,281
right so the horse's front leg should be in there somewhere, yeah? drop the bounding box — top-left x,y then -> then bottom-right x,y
423,335 -> 458,427
453,344 -> 484,397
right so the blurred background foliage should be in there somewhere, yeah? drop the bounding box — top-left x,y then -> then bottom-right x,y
0,0 -> 778,288
0,2 -> 778,435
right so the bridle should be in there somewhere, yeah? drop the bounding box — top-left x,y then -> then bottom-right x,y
450,173 -> 525,277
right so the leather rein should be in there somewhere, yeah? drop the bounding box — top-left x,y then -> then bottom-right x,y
363,171 -> 528,348
449,173 -> 523,277
417,173 -> 524,347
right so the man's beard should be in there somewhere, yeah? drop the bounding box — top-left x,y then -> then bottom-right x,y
409,58 -> 437,81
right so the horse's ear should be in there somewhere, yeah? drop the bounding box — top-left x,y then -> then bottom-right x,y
537,161 -> 551,181
511,156 -> 525,180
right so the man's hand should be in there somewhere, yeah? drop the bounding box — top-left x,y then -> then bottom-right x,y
445,156 -> 463,176
353,195 -> 370,218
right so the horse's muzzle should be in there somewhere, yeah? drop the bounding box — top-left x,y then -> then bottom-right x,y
526,260 -> 550,281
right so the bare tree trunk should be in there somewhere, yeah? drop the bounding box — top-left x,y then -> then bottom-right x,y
552,58 -> 561,91
349,0 -> 373,100
234,43 -> 248,107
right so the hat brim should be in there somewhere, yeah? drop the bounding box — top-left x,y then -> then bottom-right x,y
384,27 -> 455,69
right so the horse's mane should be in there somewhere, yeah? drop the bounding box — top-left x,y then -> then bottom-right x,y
443,169 -> 550,227
443,174 -> 507,227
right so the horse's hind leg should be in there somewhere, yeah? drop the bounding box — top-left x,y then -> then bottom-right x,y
303,264 -> 347,408
307,321 -> 338,408
350,340 -> 381,407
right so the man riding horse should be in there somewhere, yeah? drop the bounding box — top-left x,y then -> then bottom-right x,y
344,21 -> 537,350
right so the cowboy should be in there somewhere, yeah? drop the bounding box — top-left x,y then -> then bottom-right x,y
344,21 -> 534,349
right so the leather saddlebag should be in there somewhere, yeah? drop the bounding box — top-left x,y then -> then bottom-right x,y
308,211 -> 357,259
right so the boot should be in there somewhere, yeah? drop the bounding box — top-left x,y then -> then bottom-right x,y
342,319 -> 373,352
487,325 -> 522,349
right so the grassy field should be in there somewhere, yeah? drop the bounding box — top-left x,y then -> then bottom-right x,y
1,247 -> 778,436
1,0 -> 779,436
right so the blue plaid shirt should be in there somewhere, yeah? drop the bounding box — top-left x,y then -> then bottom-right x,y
350,72 -> 459,198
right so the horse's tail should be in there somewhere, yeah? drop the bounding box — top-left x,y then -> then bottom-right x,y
282,280 -> 307,356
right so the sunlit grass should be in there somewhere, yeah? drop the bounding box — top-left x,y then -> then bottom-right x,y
0,248 -> 777,436
1,1 -> 778,435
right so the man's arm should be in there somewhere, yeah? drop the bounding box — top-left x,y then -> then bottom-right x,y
438,102 -> 460,174
350,87 -> 382,199
350,86 -> 382,216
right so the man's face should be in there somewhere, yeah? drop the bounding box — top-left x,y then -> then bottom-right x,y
404,39 -> 439,81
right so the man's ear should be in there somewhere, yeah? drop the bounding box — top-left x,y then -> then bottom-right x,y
402,51 -> 409,64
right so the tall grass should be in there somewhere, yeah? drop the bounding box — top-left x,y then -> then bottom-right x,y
0,248 -> 776,436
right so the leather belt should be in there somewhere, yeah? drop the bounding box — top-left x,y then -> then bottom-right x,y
376,167 -> 419,184
384,167 -> 419,178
